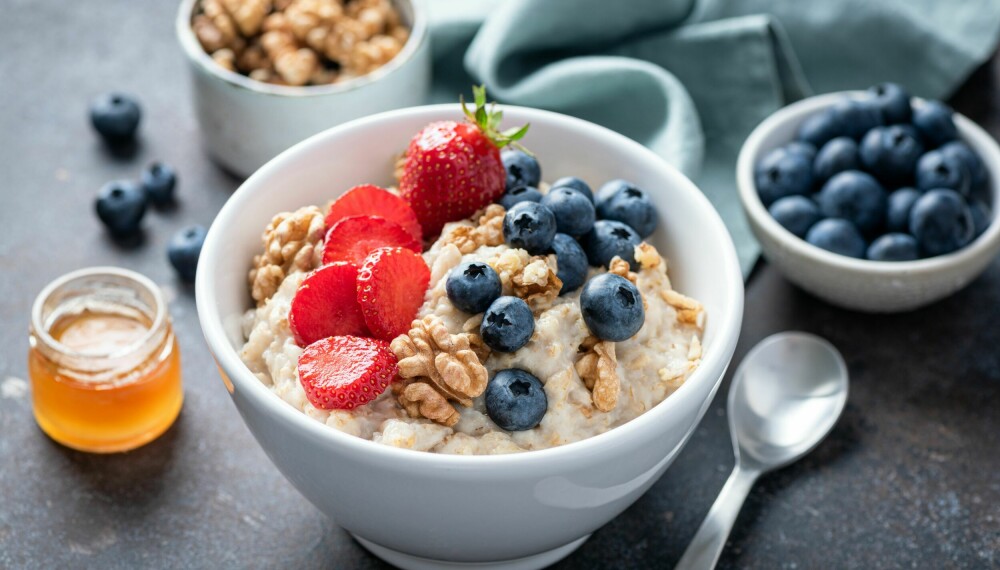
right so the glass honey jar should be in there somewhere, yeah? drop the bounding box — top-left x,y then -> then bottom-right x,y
28,267 -> 183,453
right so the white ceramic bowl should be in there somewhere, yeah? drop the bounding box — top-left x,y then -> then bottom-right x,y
175,0 -> 431,177
737,92 -> 1000,313
196,105 -> 744,569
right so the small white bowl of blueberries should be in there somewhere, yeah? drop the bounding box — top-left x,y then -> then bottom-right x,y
737,83 -> 1000,312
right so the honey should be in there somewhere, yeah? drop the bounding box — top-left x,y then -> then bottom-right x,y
29,268 -> 183,453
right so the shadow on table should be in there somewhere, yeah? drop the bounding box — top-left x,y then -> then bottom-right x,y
47,409 -> 185,506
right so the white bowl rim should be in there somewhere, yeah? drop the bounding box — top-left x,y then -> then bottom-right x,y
196,103 -> 745,469
737,91 -> 1000,275
175,0 -> 428,98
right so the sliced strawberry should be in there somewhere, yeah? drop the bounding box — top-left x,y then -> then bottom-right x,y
322,215 -> 420,266
356,247 -> 431,341
297,335 -> 398,410
289,263 -> 369,346
325,184 -> 422,241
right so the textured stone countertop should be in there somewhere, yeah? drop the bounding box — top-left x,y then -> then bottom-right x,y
1,2 -> 997,568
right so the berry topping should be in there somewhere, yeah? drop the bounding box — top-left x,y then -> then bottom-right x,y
549,233 -> 588,295
325,184 -> 422,241
356,247 -> 431,341
485,369 -> 547,431
502,149 -> 541,191
446,261 -> 502,314
167,225 -> 207,282
551,176 -> 594,203
322,215 -> 420,266
499,185 -> 543,210
580,273 -> 645,341
480,296 -> 534,353
541,186 -> 596,237
503,201 -> 557,254
297,336 -> 397,410
140,162 -> 178,206
595,183 -> 658,238
581,220 -> 641,269
399,86 -> 528,237
289,263 -> 370,346
95,180 -> 147,236
89,92 -> 141,144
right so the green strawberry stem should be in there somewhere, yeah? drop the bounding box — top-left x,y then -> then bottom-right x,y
460,85 -> 532,155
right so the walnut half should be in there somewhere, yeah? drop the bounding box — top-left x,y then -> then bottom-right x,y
248,205 -> 325,305
576,336 -> 620,412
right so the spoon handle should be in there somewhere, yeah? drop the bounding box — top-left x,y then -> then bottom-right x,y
674,466 -> 759,570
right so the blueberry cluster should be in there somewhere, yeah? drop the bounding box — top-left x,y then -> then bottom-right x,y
756,83 -> 992,261
444,150 -> 657,431
89,92 -> 204,281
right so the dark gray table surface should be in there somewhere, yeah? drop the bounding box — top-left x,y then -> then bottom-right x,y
1,2 -> 998,568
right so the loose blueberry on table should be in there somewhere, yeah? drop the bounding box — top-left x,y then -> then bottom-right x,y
141,162 -> 178,206
89,92 -> 141,144
95,180 -> 147,236
759,82 -> 993,260
167,225 -> 207,282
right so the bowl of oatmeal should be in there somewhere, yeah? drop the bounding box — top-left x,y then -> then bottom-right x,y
175,0 -> 430,176
196,103 -> 743,568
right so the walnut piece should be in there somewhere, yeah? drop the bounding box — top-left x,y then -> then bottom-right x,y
661,289 -> 705,329
576,336 -> 620,412
634,242 -> 663,270
390,316 -> 489,425
441,205 -> 506,254
490,248 -> 562,311
608,256 -> 638,284
248,205 -> 325,305
397,381 -> 461,427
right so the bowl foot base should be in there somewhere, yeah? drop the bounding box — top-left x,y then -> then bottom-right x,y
351,533 -> 591,570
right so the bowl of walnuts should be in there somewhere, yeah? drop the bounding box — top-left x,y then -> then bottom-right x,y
176,0 -> 431,177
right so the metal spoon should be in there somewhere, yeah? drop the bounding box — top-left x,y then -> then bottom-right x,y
675,332 -> 848,570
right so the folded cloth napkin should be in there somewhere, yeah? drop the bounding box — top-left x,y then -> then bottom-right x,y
426,0 -> 1000,276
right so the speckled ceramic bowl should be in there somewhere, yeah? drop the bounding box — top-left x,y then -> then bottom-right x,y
175,0 -> 431,177
737,92 -> 1000,313
196,105 -> 744,569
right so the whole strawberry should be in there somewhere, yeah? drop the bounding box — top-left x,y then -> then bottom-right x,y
400,85 -> 530,237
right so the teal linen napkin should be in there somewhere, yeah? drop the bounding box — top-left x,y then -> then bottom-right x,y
425,0 -> 1000,276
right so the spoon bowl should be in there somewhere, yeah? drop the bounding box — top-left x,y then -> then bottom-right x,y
730,332 -> 848,471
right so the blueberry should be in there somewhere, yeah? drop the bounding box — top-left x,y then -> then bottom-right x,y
503,202 -> 556,254
595,184 -> 658,238
580,273 -> 645,341
970,200 -> 992,238
909,189 -> 974,257
859,125 -> 923,185
502,149 -> 541,191
89,92 -> 141,143
595,179 -> 639,204
886,188 -> 921,233
814,137 -> 859,184
141,162 -> 177,206
168,225 -> 207,282
866,233 -> 919,261
866,83 -> 912,124
480,296 -> 535,353
754,146 -> 814,207
541,186 -> 596,237
785,141 -> 818,161
915,150 -> 970,196
912,101 -> 957,148
768,196 -> 821,238
484,369 -> 547,431
817,171 -> 887,234
796,108 -> 845,148
829,98 -> 883,140
499,185 -> 543,210
446,261 -> 502,314
551,176 -> 594,203
550,233 -> 588,295
581,220 -> 641,269
805,218 -> 867,258
95,180 -> 147,236
939,141 -> 987,193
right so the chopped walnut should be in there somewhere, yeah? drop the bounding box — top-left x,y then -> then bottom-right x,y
211,48 -> 237,71
441,205 -> 506,254
634,242 -> 663,270
660,289 -> 705,329
390,316 -> 489,425
608,256 -> 638,284
192,0 -> 409,86
397,382 -> 460,427
248,205 -> 325,305
576,336 -> 620,412
510,259 -> 562,311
